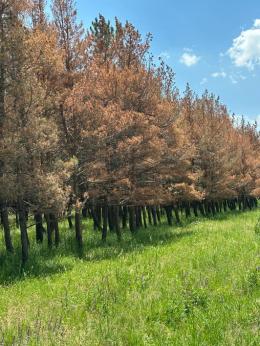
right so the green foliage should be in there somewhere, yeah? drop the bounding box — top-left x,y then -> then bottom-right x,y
0,209 -> 259,345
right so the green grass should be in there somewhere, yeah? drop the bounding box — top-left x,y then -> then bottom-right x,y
0,210 -> 259,345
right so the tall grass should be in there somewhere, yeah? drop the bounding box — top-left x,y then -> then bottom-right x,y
0,209 -> 259,345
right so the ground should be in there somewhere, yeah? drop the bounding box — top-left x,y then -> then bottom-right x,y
0,209 -> 259,345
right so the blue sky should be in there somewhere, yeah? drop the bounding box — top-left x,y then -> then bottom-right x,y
74,0 -> 260,124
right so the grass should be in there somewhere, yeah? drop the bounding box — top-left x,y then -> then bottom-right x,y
0,209 -> 259,345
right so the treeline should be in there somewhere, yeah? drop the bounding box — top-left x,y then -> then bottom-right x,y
0,0 -> 259,263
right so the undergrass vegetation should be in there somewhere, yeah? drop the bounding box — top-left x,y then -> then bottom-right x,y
0,209 -> 259,345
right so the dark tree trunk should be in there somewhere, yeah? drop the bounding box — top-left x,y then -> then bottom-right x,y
142,207 -> 147,229
91,207 -> 102,231
91,207 -> 98,231
184,202 -> 191,218
122,206 -> 128,229
108,206 -> 114,232
211,201 -> 216,216
75,209 -> 83,248
135,207 -> 142,229
147,206 -> 152,225
101,205 -> 108,242
204,201 -> 210,216
238,198 -> 242,211
34,212 -> 44,243
45,214 -> 53,248
15,210 -> 19,228
1,205 -> 13,252
192,202 -> 198,217
173,207 -> 181,224
52,215 -> 60,247
113,206 -> 121,241
165,206 -> 173,226
151,206 -> 157,226
128,206 -> 136,233
215,202 -> 220,213
156,207 -> 161,224
67,215 -> 73,229
82,207 -> 87,218
198,202 -> 205,216
18,198 -> 29,264
223,200 -> 227,212
246,197 -> 252,210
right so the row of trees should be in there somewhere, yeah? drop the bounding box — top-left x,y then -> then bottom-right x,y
0,0 -> 259,263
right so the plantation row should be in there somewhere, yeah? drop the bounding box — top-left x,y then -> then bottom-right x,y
0,1 -> 260,263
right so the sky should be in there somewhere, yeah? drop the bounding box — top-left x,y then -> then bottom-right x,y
74,0 -> 260,124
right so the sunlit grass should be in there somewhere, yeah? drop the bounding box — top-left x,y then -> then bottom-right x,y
0,209 -> 259,345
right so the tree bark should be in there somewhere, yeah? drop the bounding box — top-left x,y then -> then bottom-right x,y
67,215 -> 73,229
101,205 -> 108,242
173,207 -> 181,224
156,207 -> 161,224
151,206 -> 157,226
52,214 -> 60,247
165,206 -> 173,226
113,206 -> 121,241
122,206 -> 128,229
142,207 -> 147,229
75,208 -> 83,248
18,198 -> 29,264
1,205 -> 14,252
45,214 -> 52,248
128,206 -> 136,233
34,212 -> 44,243
147,206 -> 152,225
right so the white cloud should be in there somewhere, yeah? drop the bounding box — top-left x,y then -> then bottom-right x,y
254,19 -> 260,28
228,19 -> 260,69
159,51 -> 170,60
200,77 -> 208,85
180,51 -> 200,67
211,71 -> 227,78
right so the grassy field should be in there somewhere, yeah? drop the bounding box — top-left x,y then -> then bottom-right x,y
0,209 -> 259,345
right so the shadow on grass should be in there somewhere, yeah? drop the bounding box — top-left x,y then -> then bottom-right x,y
0,223 -> 193,286
0,207 -> 258,286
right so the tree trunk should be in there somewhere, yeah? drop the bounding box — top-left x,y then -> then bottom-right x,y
135,206 -> 142,229
34,212 -> 44,243
173,207 -> 181,224
142,207 -> 147,229
192,202 -> 198,217
165,206 -> 173,226
184,202 -> 191,218
147,206 -> 152,225
113,206 -> 121,241
102,205 -> 108,242
128,206 -> 136,233
122,206 -> 128,229
18,198 -> 29,264
45,214 -> 52,248
1,205 -> 14,252
223,201 -> 227,212
52,214 -> 60,247
67,215 -> 73,229
75,208 -> 83,248
156,207 -> 161,224
198,202 -> 205,216
108,206 -> 114,232
211,201 -> 216,216
215,202 -> 220,213
151,206 -> 157,226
